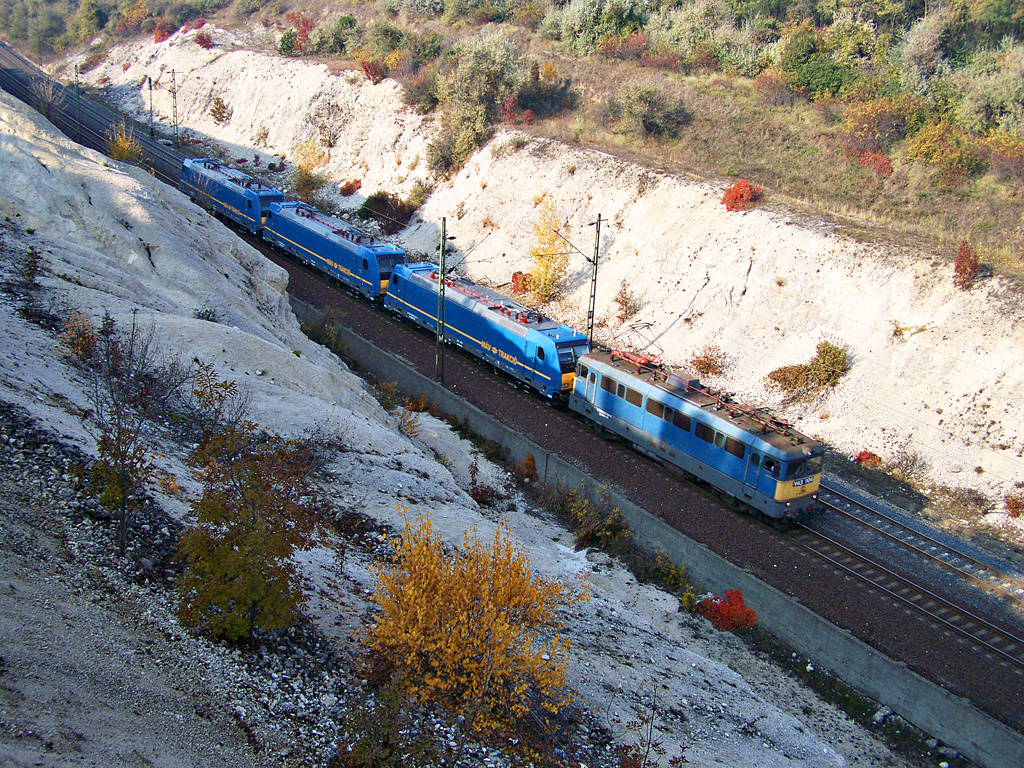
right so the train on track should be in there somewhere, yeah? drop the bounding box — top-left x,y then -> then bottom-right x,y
180,157 -> 824,522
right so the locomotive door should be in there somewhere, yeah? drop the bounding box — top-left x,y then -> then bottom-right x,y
585,371 -> 597,402
744,452 -> 762,488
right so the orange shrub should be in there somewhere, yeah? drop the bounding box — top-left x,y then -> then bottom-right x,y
339,179 -> 362,196
856,450 -> 881,467
836,96 -> 921,156
721,179 -> 763,212
698,589 -> 756,631
858,150 -> 892,178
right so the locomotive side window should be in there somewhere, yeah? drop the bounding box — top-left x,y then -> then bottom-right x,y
617,383 -> 626,399
247,200 -> 253,209
537,348 -> 546,361
672,411 -> 691,431
750,453 -> 760,466
695,421 -> 715,443
625,388 -> 642,407
578,364 -> 589,379
601,376 -> 617,394
362,258 -> 369,270
725,437 -> 745,459
808,455 -> 823,473
647,400 -> 664,418
714,432 -> 726,449
763,458 -> 779,477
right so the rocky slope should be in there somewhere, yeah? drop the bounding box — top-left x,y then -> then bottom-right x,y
0,75 -> 943,766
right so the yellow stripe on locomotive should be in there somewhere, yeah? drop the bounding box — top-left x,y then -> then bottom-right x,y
774,473 -> 822,501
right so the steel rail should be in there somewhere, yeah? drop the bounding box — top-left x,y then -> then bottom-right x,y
818,485 -> 1024,605
790,521 -> 1024,671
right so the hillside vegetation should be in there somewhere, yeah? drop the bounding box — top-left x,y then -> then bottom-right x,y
2,0 -> 1023,267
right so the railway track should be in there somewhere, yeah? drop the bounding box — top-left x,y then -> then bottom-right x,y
5,46 -> 1024,731
794,508 -> 1024,675
0,41 -> 182,185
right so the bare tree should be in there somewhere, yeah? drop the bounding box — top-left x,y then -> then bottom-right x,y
62,310 -> 193,556
29,75 -> 65,121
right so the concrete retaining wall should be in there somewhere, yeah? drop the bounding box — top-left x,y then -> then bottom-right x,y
294,298 -> 1024,768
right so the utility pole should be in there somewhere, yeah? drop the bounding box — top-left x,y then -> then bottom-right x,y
74,64 -> 80,142
171,69 -> 179,151
148,77 -> 154,137
435,217 -> 447,384
586,213 -> 603,347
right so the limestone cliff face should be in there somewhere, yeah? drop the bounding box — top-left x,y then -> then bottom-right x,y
74,26 -> 1024,514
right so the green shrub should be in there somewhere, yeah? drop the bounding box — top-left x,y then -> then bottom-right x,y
278,28 -> 298,56
766,340 -> 849,399
606,80 -> 690,138
358,191 -> 419,234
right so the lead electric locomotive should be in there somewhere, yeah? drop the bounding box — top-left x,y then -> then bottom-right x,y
262,201 -> 406,300
384,262 -> 590,400
570,350 -> 824,522
180,158 -> 285,234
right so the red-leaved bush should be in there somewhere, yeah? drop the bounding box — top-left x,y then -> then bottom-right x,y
721,179 -> 763,212
698,589 -> 757,631
193,18 -> 207,30
856,450 -> 881,467
953,239 -> 980,291
499,94 -> 519,123
1005,491 -> 1024,519
859,150 -> 892,178
153,17 -> 178,44
360,59 -> 388,85
194,31 -> 213,49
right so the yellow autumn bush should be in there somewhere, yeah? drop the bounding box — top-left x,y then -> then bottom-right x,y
369,513 -> 589,733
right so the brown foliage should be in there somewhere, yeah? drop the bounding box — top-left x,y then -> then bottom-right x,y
689,344 -> 726,377
953,239 -> 981,291
1005,491 -> 1024,518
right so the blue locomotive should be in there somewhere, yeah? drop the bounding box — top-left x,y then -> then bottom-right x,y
180,158 -> 285,234
384,262 -> 590,400
262,201 -> 406,300
569,350 -> 824,523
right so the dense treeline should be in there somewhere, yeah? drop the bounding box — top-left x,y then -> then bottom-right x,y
3,0 -> 1022,258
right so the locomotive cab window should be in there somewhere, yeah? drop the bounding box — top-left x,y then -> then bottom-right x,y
537,348 -> 545,361
763,458 -> 779,477
362,258 -> 369,270
578,364 -> 589,379
808,455 -> 823,474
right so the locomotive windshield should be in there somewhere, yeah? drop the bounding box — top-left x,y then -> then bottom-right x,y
377,254 -> 404,276
786,454 -> 823,479
557,343 -> 590,372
